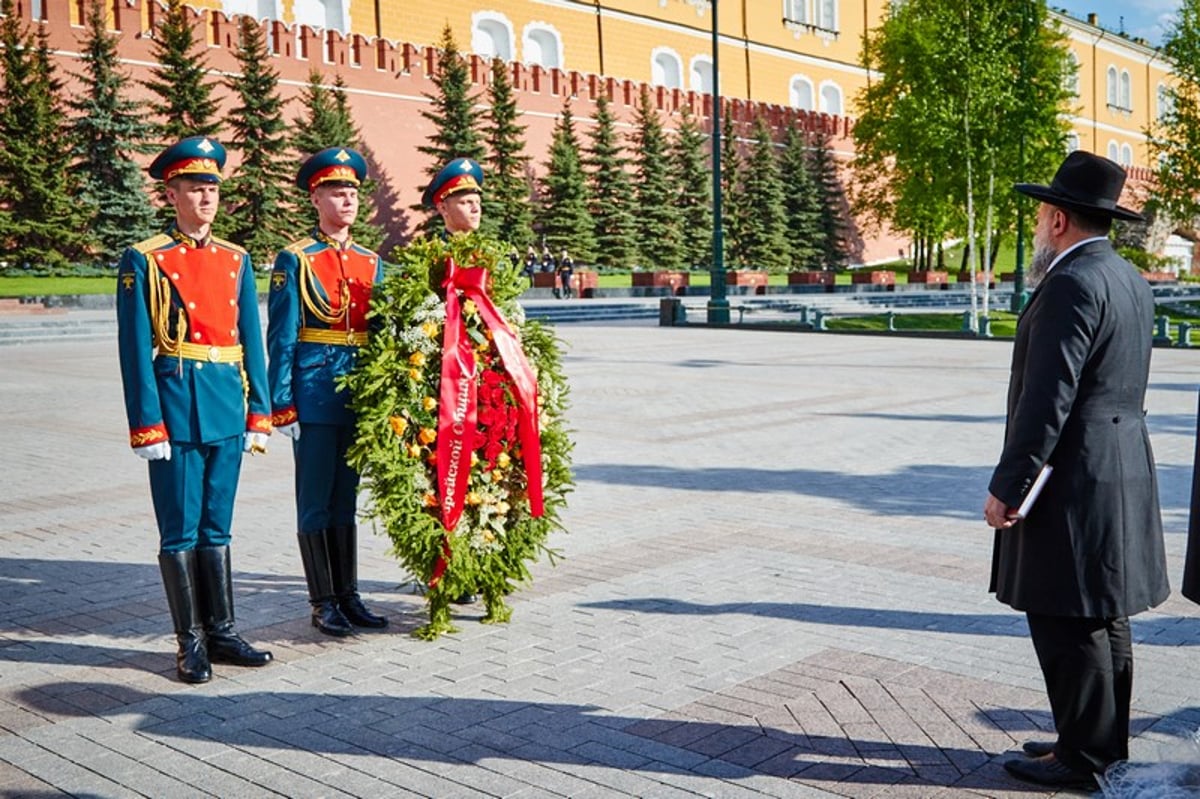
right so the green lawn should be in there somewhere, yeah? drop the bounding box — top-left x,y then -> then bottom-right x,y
826,311 -> 1019,337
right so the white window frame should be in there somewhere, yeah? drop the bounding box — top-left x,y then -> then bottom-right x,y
523,22 -> 563,69
819,80 -> 842,115
784,0 -> 808,25
689,55 -> 713,94
472,11 -> 514,62
790,75 -> 814,110
1118,69 -> 1132,111
651,47 -> 683,89
1119,143 -> 1133,167
1106,65 -> 1118,107
1106,140 -> 1120,162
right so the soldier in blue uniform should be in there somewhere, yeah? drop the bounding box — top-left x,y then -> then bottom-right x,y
116,136 -> 274,684
268,147 -> 388,637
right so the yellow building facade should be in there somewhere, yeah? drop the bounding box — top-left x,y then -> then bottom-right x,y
170,1 -> 1165,169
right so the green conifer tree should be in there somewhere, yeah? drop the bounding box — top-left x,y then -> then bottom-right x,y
68,0 -> 157,262
482,58 -> 533,248
671,104 -> 712,270
630,85 -> 683,270
739,116 -> 790,272
216,16 -> 296,264
538,99 -> 596,262
416,25 -> 485,237
0,9 -> 90,270
144,0 -> 220,142
778,123 -> 825,271
719,110 -> 748,267
809,128 -> 850,269
584,94 -> 637,270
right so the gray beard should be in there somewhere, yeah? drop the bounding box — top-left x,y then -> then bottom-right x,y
1026,244 -> 1056,290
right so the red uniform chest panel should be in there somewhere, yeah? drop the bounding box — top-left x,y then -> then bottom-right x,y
155,243 -> 244,346
308,247 -> 378,331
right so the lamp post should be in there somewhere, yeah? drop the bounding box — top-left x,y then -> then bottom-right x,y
707,0 -> 730,324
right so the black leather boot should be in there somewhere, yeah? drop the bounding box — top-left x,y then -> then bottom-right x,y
328,524 -> 388,628
158,550 -> 212,684
297,532 -> 354,636
195,545 -> 273,667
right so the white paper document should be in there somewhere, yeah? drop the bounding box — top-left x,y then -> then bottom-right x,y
1013,465 -> 1053,520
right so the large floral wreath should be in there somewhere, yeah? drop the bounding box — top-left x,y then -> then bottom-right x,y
343,232 -> 572,639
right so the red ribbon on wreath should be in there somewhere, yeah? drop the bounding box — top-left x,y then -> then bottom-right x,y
429,256 -> 544,587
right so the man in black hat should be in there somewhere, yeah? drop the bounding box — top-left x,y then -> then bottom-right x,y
982,151 -> 1168,790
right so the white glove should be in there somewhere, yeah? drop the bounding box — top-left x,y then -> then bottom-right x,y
135,442 -> 171,461
244,431 -> 269,455
275,422 -> 301,440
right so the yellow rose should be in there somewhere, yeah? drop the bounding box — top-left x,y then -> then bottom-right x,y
408,368 -> 422,381
466,491 -> 482,505
418,427 -> 437,445
389,416 -> 408,436
496,452 -> 511,469
470,452 -> 479,467
423,396 -> 438,411
407,444 -> 422,458
421,321 -> 439,338
483,530 -> 496,542
463,299 -> 478,316
408,351 -> 426,367
422,492 -> 438,507
491,470 -> 503,483
496,501 -> 510,515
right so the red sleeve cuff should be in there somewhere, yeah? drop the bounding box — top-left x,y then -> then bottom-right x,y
271,407 -> 298,427
130,424 -> 169,448
247,414 -> 273,433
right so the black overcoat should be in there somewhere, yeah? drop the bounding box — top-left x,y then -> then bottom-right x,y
1181,395 -> 1200,602
988,239 -> 1169,618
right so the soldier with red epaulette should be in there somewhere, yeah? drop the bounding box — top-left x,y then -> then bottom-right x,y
116,136 -> 274,684
267,147 -> 388,637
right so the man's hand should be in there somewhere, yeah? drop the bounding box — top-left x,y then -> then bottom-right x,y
244,432 -> 269,455
275,422 -> 300,440
134,442 -> 171,461
984,493 -> 1018,529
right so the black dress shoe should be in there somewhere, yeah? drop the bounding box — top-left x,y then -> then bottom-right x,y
1022,740 -> 1055,757
452,592 -> 478,605
1004,754 -> 1097,790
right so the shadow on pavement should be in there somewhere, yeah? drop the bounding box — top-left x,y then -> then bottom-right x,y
18,681 -> 1050,794
577,597 -> 1200,647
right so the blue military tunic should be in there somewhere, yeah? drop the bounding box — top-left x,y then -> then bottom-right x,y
116,227 -> 271,550
267,232 -> 384,531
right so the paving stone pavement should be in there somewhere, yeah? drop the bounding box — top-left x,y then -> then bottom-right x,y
2,324 -> 1200,798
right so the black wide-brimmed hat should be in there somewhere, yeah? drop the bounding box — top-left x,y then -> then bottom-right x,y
1014,150 -> 1143,221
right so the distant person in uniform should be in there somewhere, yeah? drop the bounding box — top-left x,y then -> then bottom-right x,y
557,248 -> 575,299
268,147 -> 388,637
983,151 -> 1168,791
116,136 -> 274,684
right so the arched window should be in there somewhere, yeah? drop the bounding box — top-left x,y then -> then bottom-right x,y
690,56 -> 713,94
1064,51 -> 1079,97
1119,143 -> 1133,166
1157,83 -> 1172,120
1119,70 -> 1132,110
1106,66 -> 1118,107
651,48 -> 683,89
523,23 -> 562,69
814,0 -> 837,31
819,81 -> 843,115
1066,133 -> 1079,153
472,12 -> 514,62
790,75 -> 814,110
1107,140 -> 1120,161
292,0 -> 346,33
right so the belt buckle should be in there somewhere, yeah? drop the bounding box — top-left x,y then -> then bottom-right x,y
207,345 -> 221,363
346,331 -> 357,346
